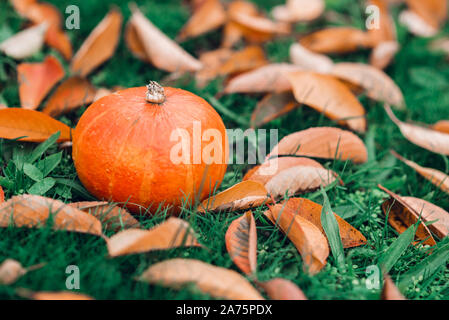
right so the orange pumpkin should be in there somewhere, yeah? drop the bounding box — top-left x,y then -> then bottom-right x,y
72,81 -> 228,214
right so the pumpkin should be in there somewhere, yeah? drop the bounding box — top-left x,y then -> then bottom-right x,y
72,81 -> 228,214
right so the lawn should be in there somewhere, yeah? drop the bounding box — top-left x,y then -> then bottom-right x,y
0,0 -> 448,300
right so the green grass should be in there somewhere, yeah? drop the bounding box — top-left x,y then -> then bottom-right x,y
0,0 -> 449,300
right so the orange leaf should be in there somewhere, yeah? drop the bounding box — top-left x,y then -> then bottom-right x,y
379,185 -> 437,247
70,8 -> 122,77
217,46 -> 267,76
198,181 -> 270,213
17,55 -> 65,110
221,1 -> 258,48
272,0 -> 325,23
106,217 -> 200,257
370,41 -> 400,70
266,203 -> 329,274
42,77 -> 96,118
0,186 -> 4,203
0,195 -> 102,236
288,71 -> 366,132
225,211 -> 257,275
196,48 -> 233,87
289,43 -> 334,73
138,258 -> 264,300
381,275 -> 406,300
251,92 -> 299,128
0,108 -> 71,142
45,27 -> 73,60
266,127 -> 368,164
399,10 -> 438,37
432,120 -> 449,134
16,289 -> 93,300
258,278 -> 307,300
406,0 -> 447,30
367,0 -> 397,45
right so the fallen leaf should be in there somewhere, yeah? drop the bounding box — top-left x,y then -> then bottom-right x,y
0,108 -> 71,142
300,27 -> 372,54
288,71 -> 366,132
0,194 -> 102,236
217,46 -> 267,76
16,289 -> 93,300
0,259 -> 26,285
267,127 -> 368,163
0,186 -> 4,203
406,0 -> 447,30
17,55 -> 65,110
177,0 -> 227,41
272,0 -> 325,23
399,10 -> 438,37
106,217 -> 200,257
251,92 -> 299,128
0,23 -> 47,59
9,0 -> 38,16
280,198 -> 367,248
381,274 -> 406,300
432,120 -> 449,134
257,278 -> 307,300
266,203 -> 329,274
45,28 -> 72,61
195,48 -> 233,87
368,0 -> 397,45
331,63 -> 405,108
70,201 -> 140,232
378,185 -> 436,247
197,181 -> 270,213
223,63 -> 304,94
370,41 -> 400,70
127,5 -> 202,72
385,105 -> 449,155
138,258 -> 264,300
289,43 -> 334,74
401,197 -> 449,239
42,77 -> 96,118
225,211 -> 257,275
221,1 -> 258,48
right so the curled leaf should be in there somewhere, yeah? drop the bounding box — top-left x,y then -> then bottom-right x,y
272,0 -> 325,23
289,43 -> 334,73
381,275 -> 406,300
17,55 -> 65,110
0,23 -> 47,59
138,258 -> 264,300
251,92 -> 299,128
258,278 -> 307,300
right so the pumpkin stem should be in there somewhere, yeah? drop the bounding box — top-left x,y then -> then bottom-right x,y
145,81 -> 165,104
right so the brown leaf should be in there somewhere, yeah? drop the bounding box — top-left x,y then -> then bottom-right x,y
106,217 -> 200,257
69,201 -> 140,232
258,278 -> 307,300
300,27 -> 372,54
225,211 -> 257,275
45,27 -> 72,61
266,203 -> 329,274
223,63 -> 304,94
386,105 -> 449,155
368,0 -> 397,45
399,10 -> 438,37
251,92 -> 299,128
401,197 -> 449,239
0,186 -> 4,203
0,195 -> 102,236
42,77 -> 96,118
0,259 -> 26,285
197,181 -> 270,213
331,63 -> 404,109
127,5 -> 202,72
17,55 -> 64,110
272,0 -> 325,23
266,127 -> 368,163
0,108 -> 71,142
70,8 -> 122,77
289,43 -> 334,73
381,274 -> 406,300
195,48 -> 233,87
370,41 -> 400,70
406,0 -> 447,30
221,1 -> 258,48
378,185 -> 437,247
0,23 -> 47,59
280,198 -> 367,248
288,71 -> 366,132
16,289 -> 93,300
218,46 -> 267,76
138,258 -> 264,300
431,120 -> 449,134
177,0 -> 227,41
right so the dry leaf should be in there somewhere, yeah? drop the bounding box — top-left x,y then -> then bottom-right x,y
0,195 -> 102,236
280,198 -> 367,248
272,0 -> 325,23
138,258 -> 264,300
225,211 -> 257,275
177,0 -> 226,41
0,108 -> 71,142
197,181 -> 270,213
406,0 -> 447,30
127,5 -> 202,72
331,63 -> 405,108
267,127 -> 368,163
251,92 -> 299,128
381,274 -> 406,300
401,197 -> 449,239
0,259 -> 26,285
218,46 -> 267,76
0,186 -> 4,203
0,23 -> 47,59
42,77 -> 96,118
370,41 -> 400,70
386,105 -> 449,155
266,203 -> 329,274
70,8 -> 123,77
69,201 -> 140,232
289,43 -> 334,74
368,0 -> 397,45
432,120 -> 449,134
288,71 -> 366,132
223,63 -> 304,94
258,278 -> 307,300
16,289 -> 93,300
221,1 -> 259,48
379,185 -> 437,247
106,217 -> 200,257
45,28 -> 72,61
399,10 -> 438,37
17,55 -> 65,110
196,48 -> 233,87
300,27 -> 372,54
